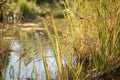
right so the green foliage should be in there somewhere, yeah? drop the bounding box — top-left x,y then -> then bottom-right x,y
20,2 -> 31,19
16,0 -> 40,20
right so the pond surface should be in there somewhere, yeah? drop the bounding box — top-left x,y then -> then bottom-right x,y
3,39 -> 59,80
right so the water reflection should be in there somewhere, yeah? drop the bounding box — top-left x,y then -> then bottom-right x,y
5,40 -> 58,80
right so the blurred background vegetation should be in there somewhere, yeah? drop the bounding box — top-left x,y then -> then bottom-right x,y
0,0 -> 64,23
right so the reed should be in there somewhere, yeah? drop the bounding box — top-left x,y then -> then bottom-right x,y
44,16 -> 63,80
62,0 -> 120,79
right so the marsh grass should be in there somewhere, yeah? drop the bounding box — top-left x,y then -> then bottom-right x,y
0,0 -> 120,80
61,0 -> 120,79
8,0 -> 119,79
44,13 -> 83,80
44,16 -> 62,80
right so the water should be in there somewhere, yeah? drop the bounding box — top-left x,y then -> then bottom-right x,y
4,40 -> 58,80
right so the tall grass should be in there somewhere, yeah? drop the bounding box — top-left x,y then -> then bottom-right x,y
90,0 -> 120,79
44,16 -> 63,80
44,13 -> 83,79
61,0 -> 120,79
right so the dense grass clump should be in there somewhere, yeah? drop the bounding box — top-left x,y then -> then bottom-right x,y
60,0 -> 120,79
